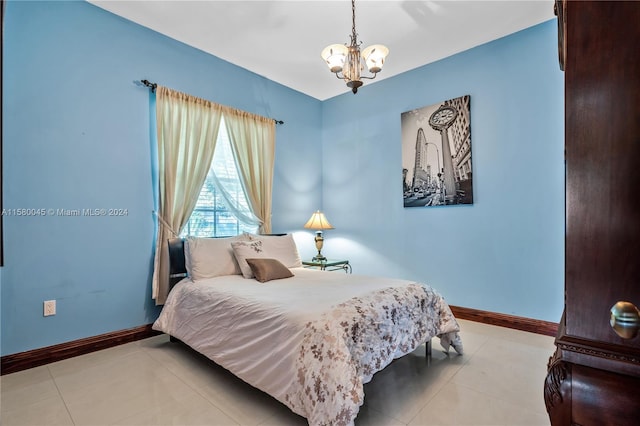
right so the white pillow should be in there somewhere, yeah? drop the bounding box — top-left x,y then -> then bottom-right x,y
185,234 -> 249,280
247,234 -> 302,268
232,234 -> 302,278
231,240 -> 268,279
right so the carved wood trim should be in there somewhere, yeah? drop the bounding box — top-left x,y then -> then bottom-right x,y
1,324 -> 160,375
557,341 -> 640,365
544,347 -> 573,424
555,316 -> 640,378
544,348 -> 569,412
449,305 -> 558,336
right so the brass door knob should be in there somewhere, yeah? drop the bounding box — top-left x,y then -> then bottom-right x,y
610,301 -> 640,339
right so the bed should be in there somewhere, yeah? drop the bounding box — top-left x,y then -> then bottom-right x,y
153,234 -> 463,426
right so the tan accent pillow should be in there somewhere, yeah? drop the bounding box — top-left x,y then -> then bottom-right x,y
245,258 -> 294,283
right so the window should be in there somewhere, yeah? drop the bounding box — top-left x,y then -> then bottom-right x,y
181,117 -> 259,237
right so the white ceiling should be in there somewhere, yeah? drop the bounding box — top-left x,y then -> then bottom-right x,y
89,0 -> 555,100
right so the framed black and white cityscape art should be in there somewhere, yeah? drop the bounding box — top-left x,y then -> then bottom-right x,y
401,95 -> 473,208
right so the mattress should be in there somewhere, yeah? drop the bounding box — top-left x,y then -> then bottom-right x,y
153,267 -> 462,425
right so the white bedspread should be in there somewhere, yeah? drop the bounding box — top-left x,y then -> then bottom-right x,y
153,268 -> 462,425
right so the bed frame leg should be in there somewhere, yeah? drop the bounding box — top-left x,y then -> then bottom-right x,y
426,339 -> 432,366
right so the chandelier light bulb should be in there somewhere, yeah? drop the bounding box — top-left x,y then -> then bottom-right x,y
321,44 -> 348,73
362,44 -> 389,73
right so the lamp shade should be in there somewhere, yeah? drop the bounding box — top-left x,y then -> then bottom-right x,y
303,210 -> 335,230
362,44 -> 389,73
321,44 -> 348,73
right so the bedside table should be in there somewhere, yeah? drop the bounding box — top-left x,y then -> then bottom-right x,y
302,259 -> 352,273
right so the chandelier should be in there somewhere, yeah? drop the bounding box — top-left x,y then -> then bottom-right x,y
320,0 -> 389,94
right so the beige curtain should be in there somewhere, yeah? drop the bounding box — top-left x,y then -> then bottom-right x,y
223,107 -> 276,234
152,86 -> 223,304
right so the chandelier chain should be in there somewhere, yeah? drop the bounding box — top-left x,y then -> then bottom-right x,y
351,0 -> 358,46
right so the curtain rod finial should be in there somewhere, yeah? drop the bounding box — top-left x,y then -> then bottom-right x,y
140,79 -> 157,93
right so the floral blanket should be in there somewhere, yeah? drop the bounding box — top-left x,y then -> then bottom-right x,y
284,283 -> 462,425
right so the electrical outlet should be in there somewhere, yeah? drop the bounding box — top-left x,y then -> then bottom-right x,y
44,300 -> 56,316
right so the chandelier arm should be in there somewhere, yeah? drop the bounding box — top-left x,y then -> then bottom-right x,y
360,73 -> 379,80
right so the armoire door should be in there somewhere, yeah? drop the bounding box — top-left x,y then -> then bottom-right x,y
545,1 -> 640,424
562,0 -> 640,371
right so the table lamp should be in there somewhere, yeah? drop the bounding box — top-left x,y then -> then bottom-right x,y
303,210 -> 334,261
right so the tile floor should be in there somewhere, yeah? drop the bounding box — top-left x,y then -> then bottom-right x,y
0,320 -> 554,425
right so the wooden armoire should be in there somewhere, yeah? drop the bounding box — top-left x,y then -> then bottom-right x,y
544,1 -> 640,424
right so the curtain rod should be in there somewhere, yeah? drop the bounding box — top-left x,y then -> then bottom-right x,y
140,79 -> 284,125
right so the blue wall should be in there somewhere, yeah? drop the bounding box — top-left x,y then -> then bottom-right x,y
321,20 -> 564,322
2,0 -> 322,355
2,1 -> 563,356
